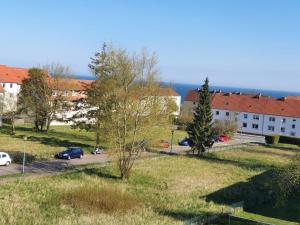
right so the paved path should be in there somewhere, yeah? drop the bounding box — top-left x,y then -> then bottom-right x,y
0,134 -> 265,177
0,154 -> 108,177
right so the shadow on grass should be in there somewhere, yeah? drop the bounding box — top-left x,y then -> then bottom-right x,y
157,209 -> 219,223
205,170 -> 300,223
0,124 -> 93,149
195,153 -> 276,171
264,144 -> 300,153
81,167 -> 120,180
241,148 -> 295,159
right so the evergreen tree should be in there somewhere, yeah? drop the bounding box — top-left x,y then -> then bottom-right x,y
187,77 -> 213,156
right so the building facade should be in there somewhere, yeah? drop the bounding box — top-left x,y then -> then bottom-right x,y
182,90 -> 300,138
0,65 -> 181,124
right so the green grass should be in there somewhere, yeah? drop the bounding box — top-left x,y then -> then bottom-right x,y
0,124 -> 187,160
0,145 -> 298,224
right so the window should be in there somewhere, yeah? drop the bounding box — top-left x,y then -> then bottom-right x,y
269,117 -> 275,122
3,83 -> 5,88
253,115 -> 259,120
244,114 -> 248,119
290,132 -> 296,137
268,126 -> 275,131
282,118 -> 286,123
2,154 -> 6,158
10,83 -> 13,88
281,127 -> 285,133
226,112 -> 230,116
243,123 -> 247,128
292,124 -> 296,129
293,119 -> 296,122
193,102 -> 196,105
252,124 -> 259,129
215,111 -> 219,115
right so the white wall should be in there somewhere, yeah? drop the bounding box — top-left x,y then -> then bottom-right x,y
212,109 -> 300,138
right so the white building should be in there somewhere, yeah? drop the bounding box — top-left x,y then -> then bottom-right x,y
182,90 -> 300,138
0,65 -> 181,124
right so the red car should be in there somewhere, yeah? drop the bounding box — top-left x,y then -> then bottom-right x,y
218,134 -> 229,142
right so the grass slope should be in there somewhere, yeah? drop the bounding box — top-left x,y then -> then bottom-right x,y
0,146 -> 298,225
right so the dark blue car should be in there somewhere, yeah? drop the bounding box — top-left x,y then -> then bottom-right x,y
178,138 -> 193,146
55,147 -> 84,160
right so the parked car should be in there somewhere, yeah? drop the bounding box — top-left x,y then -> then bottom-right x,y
91,146 -> 104,154
178,138 -> 193,146
55,147 -> 84,160
0,152 -> 12,166
218,134 -> 229,142
211,135 -> 220,143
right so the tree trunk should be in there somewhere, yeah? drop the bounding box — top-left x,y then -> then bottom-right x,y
11,114 -> 15,135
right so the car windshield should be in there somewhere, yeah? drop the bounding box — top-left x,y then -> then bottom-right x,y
62,149 -> 72,154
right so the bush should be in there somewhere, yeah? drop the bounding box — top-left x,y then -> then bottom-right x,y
175,116 -> 192,131
279,136 -> 300,145
213,120 -> 238,138
61,186 -> 142,213
265,135 -> 280,144
7,151 -> 36,164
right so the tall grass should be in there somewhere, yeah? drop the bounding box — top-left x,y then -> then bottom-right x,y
61,186 -> 142,213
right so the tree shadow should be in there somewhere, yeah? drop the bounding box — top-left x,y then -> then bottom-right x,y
241,148 -> 295,159
81,167 -> 120,180
205,170 -> 300,223
156,209 -> 217,223
264,144 -> 300,153
193,153 -> 276,171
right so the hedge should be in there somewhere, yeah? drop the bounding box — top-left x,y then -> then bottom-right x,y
265,135 -> 300,145
265,135 -> 280,144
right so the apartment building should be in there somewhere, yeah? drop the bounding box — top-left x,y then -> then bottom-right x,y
182,90 -> 300,138
0,65 -> 181,124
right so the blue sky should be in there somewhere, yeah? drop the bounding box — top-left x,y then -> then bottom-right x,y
1,0 -> 300,91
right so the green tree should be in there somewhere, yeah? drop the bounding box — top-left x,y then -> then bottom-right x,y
71,43 -> 115,147
187,77 -> 213,156
77,44 -> 176,180
18,68 -> 51,132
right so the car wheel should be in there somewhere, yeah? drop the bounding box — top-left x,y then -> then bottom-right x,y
67,156 -> 71,160
5,161 -> 10,166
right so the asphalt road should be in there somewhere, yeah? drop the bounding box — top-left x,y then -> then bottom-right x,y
0,133 -> 266,177
0,154 -> 108,177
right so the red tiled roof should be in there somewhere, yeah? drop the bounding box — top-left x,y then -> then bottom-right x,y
185,90 -> 300,118
158,87 -> 180,96
0,65 -> 93,91
285,96 -> 300,101
0,65 -> 29,84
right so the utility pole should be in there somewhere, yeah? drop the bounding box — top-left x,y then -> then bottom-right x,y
22,136 -> 27,174
170,129 -> 174,153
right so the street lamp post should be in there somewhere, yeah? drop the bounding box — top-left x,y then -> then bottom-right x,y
170,129 -> 174,153
22,136 -> 27,174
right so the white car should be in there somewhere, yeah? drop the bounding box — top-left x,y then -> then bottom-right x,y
0,152 -> 12,166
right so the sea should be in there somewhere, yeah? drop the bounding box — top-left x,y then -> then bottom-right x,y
77,76 -> 300,103
162,82 -> 300,103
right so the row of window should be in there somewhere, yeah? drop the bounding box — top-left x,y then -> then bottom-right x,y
53,90 -> 82,97
215,111 -> 297,124
242,122 -> 296,135
1,83 -> 14,88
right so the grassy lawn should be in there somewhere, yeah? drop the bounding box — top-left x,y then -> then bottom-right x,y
0,145 -> 298,225
0,124 -> 187,160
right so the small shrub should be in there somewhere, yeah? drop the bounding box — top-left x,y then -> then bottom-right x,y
61,186 -> 142,213
279,136 -> 300,145
265,135 -> 280,144
212,119 -> 238,138
7,151 -> 36,164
